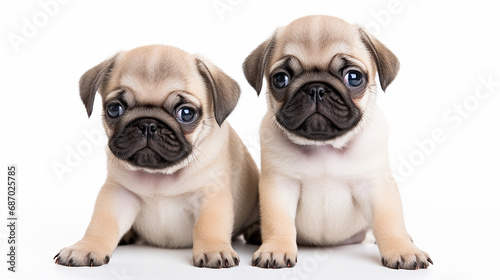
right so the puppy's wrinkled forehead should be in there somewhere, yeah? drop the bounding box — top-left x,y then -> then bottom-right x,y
274,16 -> 371,70
105,45 -> 203,104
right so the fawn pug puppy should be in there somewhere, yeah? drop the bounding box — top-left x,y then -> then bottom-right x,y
243,15 -> 432,270
55,45 -> 259,268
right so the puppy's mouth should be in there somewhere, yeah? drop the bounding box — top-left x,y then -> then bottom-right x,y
276,82 -> 362,141
109,118 -> 191,169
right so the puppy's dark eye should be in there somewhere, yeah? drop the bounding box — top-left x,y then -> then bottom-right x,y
107,103 -> 124,118
273,72 -> 290,88
344,71 -> 363,87
176,106 -> 196,123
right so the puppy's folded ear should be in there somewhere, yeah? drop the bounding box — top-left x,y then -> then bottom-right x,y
196,58 -> 240,126
242,33 -> 277,95
79,54 -> 118,117
358,28 -> 400,91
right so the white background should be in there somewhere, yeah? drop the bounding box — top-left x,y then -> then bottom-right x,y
1,0 -> 500,279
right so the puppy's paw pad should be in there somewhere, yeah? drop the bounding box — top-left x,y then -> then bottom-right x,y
55,244 -> 111,267
381,245 -> 432,270
193,248 -> 239,268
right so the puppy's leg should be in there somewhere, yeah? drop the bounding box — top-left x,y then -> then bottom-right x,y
242,202 -> 262,245
192,188 -> 239,268
55,183 -> 140,267
243,221 -> 262,245
252,175 -> 300,268
369,175 -> 432,270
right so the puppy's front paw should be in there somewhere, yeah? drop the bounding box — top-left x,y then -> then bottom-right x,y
380,243 -> 433,270
192,244 -> 239,268
252,242 -> 298,269
55,240 -> 113,267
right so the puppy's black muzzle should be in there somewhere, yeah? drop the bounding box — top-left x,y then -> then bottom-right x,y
276,81 -> 361,141
109,117 -> 191,169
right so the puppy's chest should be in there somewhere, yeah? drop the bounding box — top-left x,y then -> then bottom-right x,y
295,177 -> 368,246
133,193 -> 201,248
290,148 -> 370,245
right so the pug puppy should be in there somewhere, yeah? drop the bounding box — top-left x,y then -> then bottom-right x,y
243,15 -> 432,270
54,45 -> 259,268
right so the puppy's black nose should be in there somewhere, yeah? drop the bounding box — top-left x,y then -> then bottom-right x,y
305,83 -> 328,102
139,119 -> 158,137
